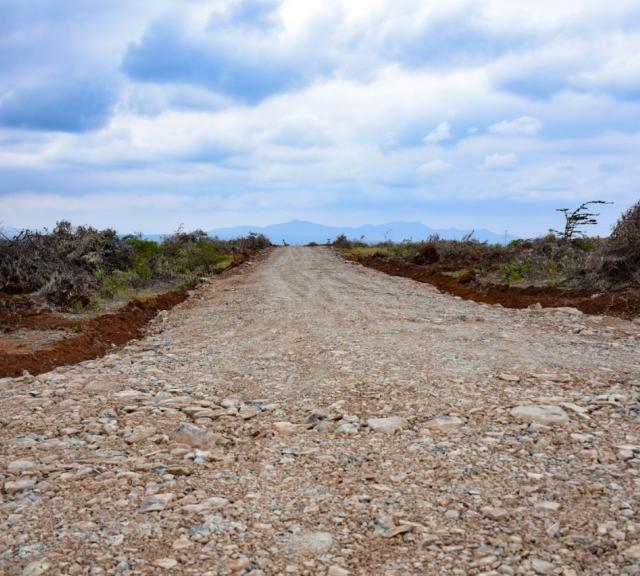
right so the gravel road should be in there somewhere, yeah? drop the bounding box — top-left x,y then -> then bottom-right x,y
2,247 -> 640,575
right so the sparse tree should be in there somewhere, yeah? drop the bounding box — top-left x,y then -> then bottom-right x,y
551,200 -> 612,240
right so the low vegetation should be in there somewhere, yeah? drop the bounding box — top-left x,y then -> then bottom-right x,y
338,234 -> 602,287
0,221 -> 271,309
335,200 -> 640,290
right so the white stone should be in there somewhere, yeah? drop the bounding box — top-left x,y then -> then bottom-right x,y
367,416 -> 408,433
531,558 -> 555,574
510,405 -> 569,426
22,561 -> 50,576
140,493 -> 174,512
336,422 -> 358,434
155,558 -> 178,569
7,459 -> 35,472
423,415 -> 465,431
624,544 -> 640,559
290,531 -> 334,555
274,421 -> 298,433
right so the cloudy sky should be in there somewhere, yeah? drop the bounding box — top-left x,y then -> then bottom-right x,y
1,0 -> 639,236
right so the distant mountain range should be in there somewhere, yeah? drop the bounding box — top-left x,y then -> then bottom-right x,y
1,221 -> 516,245
207,220 -> 516,245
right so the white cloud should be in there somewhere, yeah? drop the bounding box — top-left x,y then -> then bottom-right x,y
489,116 -> 542,136
417,159 -> 452,174
423,122 -> 453,144
0,0 -> 639,236
481,152 -> 518,170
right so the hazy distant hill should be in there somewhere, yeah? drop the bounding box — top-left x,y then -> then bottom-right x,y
207,220 -> 515,245
0,221 -> 516,244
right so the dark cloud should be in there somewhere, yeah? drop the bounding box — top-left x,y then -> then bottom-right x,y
0,0 -> 131,132
0,79 -> 116,132
121,1 -> 313,103
122,25 -> 300,103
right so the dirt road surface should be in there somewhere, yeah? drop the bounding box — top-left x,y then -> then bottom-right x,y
2,247 -> 640,575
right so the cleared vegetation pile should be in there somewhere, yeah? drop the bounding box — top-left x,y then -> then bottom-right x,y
594,201 -> 640,287
0,221 -> 271,309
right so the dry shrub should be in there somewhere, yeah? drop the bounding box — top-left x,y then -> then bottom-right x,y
0,223 -> 272,309
595,201 -> 640,286
0,221 -> 131,305
411,244 -> 440,265
215,232 -> 272,254
38,272 -> 93,308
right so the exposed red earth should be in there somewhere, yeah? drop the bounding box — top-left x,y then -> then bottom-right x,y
0,288 -> 190,378
349,254 -> 640,320
0,254 -> 263,378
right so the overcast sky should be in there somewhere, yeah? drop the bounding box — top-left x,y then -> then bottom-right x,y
1,0 -> 638,236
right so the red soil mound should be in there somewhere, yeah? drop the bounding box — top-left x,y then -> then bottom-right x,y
0,288 -> 189,378
354,255 -> 640,320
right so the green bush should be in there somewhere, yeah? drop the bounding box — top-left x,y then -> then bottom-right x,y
571,238 -> 595,252
500,261 -> 532,284
128,238 -> 162,260
131,260 -> 153,284
127,238 -> 163,285
180,240 -> 228,274
100,269 -> 142,297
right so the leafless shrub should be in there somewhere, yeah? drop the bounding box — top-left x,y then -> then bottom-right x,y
331,234 -> 366,249
207,232 -> 272,254
38,272 -> 93,308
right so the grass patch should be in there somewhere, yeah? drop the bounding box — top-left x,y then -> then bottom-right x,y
348,246 -> 392,258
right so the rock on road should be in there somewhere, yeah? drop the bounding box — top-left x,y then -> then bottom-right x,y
2,247 -> 640,575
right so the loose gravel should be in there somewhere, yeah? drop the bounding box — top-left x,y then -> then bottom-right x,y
1,247 -> 639,575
